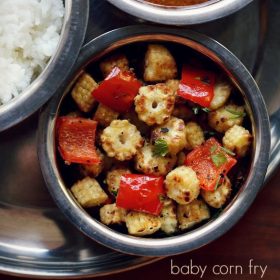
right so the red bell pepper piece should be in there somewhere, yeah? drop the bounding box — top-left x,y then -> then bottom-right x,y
57,116 -> 100,165
116,174 -> 165,215
92,67 -> 142,113
185,137 -> 237,191
178,65 -> 216,108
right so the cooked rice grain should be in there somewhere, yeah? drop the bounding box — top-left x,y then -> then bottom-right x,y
0,0 -> 64,104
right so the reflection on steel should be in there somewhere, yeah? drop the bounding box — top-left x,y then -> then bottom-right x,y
266,109 -> 280,182
38,26 -> 270,257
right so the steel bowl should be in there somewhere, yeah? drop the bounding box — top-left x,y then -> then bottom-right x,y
106,0 -> 253,25
38,25 -> 270,256
0,0 -> 89,132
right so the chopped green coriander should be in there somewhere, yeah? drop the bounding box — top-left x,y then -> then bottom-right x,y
192,106 -> 211,115
158,194 -> 166,202
192,107 -> 199,115
226,108 -> 246,119
111,190 -> 118,197
204,130 -> 216,137
211,153 -> 227,167
202,107 -> 211,113
210,145 -> 218,154
153,139 -> 169,157
220,146 -> 236,156
214,175 -> 222,190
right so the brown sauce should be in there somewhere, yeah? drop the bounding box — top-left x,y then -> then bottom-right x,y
144,0 -> 209,6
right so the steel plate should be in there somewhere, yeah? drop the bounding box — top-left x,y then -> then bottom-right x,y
0,0 -> 279,277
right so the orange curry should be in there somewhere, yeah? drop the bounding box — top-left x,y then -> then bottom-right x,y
145,0 -> 209,6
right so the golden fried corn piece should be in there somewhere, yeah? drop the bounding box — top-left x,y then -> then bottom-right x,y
106,167 -> 131,195
125,211 -> 161,236
160,198 -> 178,235
151,117 -> 186,155
135,144 -> 176,176
100,53 -> 129,78
177,199 -> 210,230
144,44 -> 177,82
165,166 -> 200,205
93,103 -> 119,127
209,80 -> 231,110
79,150 -> 105,178
185,122 -> 205,150
201,176 -> 232,208
208,104 -> 245,133
100,203 -> 127,225
101,120 -> 144,161
222,125 -> 252,157
134,84 -> 175,126
71,177 -> 108,208
71,73 -> 98,113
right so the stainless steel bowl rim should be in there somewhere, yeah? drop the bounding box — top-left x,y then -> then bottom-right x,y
38,25 -> 270,256
0,0 -> 89,132
106,0 -> 253,25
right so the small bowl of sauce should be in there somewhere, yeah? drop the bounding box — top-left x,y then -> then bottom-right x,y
106,0 -> 253,25
143,0 -> 210,7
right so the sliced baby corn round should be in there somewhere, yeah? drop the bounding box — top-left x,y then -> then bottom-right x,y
101,120 -> 144,161
135,143 -> 176,176
135,83 -> 175,126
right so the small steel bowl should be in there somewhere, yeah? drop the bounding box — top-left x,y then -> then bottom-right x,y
38,26 -> 270,256
0,0 -> 89,132
106,0 -> 253,25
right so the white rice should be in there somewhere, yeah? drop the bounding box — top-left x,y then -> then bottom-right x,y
0,0 -> 64,105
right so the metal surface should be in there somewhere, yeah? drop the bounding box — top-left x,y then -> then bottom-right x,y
0,0 -> 279,277
38,27 -> 270,256
106,0 -> 253,25
0,0 -> 89,132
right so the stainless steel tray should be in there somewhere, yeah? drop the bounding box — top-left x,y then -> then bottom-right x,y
1,0 -> 279,278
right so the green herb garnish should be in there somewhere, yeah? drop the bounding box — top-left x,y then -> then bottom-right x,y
111,190 -> 118,197
204,130 -> 216,137
153,139 -> 169,157
211,153 -> 227,167
220,146 -> 236,156
226,108 -> 246,119
192,107 -> 199,115
210,145 -> 218,154
214,175 -> 222,190
158,194 -> 166,202
202,107 -> 211,113
192,106 -> 211,115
